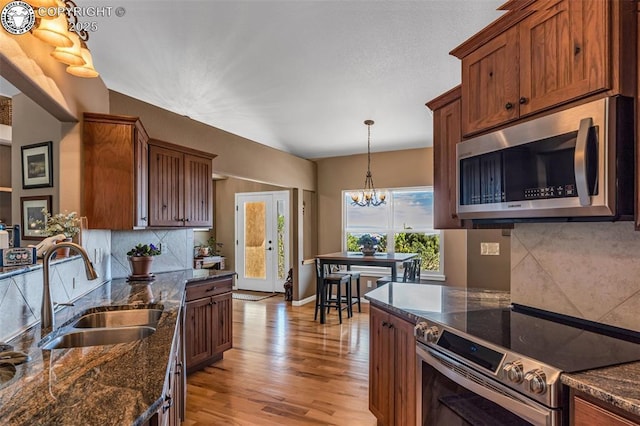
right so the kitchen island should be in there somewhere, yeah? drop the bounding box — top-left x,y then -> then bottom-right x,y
0,268 -> 235,426
366,282 -> 640,425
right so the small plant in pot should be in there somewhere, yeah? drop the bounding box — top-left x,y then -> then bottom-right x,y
357,234 -> 379,256
127,243 -> 161,278
39,209 -> 81,258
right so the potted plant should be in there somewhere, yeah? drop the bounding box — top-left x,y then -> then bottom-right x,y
357,234 -> 379,256
40,209 -> 81,258
127,243 -> 161,278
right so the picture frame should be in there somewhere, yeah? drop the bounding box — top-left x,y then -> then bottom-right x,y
21,195 -> 52,241
21,141 -> 53,189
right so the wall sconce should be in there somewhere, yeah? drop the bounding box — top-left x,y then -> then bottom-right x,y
27,0 -> 99,78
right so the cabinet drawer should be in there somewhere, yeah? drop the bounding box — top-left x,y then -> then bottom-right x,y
186,277 -> 232,302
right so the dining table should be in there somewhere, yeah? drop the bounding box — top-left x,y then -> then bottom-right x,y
315,251 -> 419,324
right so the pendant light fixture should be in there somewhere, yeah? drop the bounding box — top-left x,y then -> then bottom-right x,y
351,120 -> 386,207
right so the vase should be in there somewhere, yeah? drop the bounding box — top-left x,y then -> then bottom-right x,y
54,238 -> 73,258
361,245 -> 376,256
128,256 -> 154,277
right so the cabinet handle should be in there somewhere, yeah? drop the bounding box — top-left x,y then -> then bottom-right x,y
519,97 -> 528,105
505,102 -> 514,110
184,218 -> 190,222
205,286 -> 217,292
574,45 -> 581,55
141,217 -> 147,221
162,395 -> 173,413
381,321 -> 388,327
387,322 -> 394,329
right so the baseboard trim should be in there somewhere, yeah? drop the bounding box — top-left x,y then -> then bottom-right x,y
292,295 -> 316,306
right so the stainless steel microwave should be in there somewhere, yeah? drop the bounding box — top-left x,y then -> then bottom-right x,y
456,96 -> 634,221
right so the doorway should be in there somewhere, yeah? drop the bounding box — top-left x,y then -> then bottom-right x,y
235,191 -> 289,292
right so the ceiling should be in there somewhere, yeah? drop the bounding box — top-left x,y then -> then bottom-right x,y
22,1 -> 505,159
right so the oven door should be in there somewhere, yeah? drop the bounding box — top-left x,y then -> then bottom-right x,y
416,342 -> 560,426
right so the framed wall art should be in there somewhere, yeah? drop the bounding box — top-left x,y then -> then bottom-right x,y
21,195 -> 52,240
21,141 -> 53,189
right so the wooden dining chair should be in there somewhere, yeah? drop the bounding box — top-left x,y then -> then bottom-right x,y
314,259 -> 352,323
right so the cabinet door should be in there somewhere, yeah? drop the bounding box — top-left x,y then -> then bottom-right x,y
519,0 -> 608,116
149,145 -> 184,227
135,126 -> 149,228
369,306 -> 394,425
461,26 -> 519,136
433,97 -> 464,229
185,297 -> 212,369
211,292 -> 233,355
184,154 -> 212,227
573,396 -> 639,426
392,316 -> 416,426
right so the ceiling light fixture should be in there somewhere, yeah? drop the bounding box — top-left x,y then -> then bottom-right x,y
26,0 -> 99,78
351,120 -> 386,207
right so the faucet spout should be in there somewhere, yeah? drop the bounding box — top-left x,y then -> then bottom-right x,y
42,242 -> 99,331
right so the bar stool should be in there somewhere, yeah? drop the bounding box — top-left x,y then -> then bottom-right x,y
314,259 -> 352,324
332,269 -> 361,314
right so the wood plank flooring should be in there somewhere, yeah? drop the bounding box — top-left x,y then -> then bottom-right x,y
184,296 -> 377,426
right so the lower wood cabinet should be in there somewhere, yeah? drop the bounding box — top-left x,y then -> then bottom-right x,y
369,305 -> 416,426
147,303 -> 186,426
185,276 -> 233,374
572,390 -> 640,426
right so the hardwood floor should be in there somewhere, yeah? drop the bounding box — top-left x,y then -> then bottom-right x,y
184,296 -> 377,426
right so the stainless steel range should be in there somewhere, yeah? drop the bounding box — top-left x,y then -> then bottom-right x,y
414,304 -> 640,426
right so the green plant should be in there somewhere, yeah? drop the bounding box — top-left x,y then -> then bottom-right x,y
206,237 -> 223,256
40,209 -> 80,238
127,243 -> 161,257
357,234 -> 380,247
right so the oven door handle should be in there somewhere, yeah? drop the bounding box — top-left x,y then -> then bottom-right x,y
574,117 -> 593,206
417,343 -> 556,426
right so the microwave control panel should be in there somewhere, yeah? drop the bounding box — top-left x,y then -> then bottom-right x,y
523,184 -> 577,200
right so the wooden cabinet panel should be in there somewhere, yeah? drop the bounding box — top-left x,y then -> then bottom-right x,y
519,0 -> 608,116
185,297 -> 212,369
149,145 -> 184,227
185,276 -> 233,374
211,292 -> 233,355
369,306 -> 393,425
184,154 -> 212,227
461,26 -> 519,136
369,305 -> 416,425
429,88 -> 464,229
83,113 -> 149,229
573,395 -> 640,426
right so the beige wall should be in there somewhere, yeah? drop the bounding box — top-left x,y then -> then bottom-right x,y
0,144 -> 10,224
109,91 -> 316,191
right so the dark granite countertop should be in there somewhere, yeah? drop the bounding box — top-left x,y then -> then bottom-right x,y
0,268 -> 235,426
367,282 -> 640,419
562,363 -> 640,417
364,282 -> 511,324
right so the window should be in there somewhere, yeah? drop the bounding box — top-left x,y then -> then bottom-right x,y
343,187 -> 443,278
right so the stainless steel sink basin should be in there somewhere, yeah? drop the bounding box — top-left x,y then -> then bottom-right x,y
73,309 -> 163,329
40,326 -> 156,350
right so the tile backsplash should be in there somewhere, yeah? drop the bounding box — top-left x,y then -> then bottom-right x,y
511,222 -> 640,332
0,228 -> 193,342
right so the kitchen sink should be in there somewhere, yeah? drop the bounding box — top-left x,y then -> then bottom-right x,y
73,308 -> 163,329
40,326 -> 156,350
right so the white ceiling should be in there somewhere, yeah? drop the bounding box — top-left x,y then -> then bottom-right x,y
42,1 -> 504,158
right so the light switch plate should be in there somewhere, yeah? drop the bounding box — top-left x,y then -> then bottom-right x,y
480,242 -> 500,256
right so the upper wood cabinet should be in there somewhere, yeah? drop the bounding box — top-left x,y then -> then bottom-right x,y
83,113 -> 149,229
148,140 -> 215,228
454,0 -> 634,137
426,86 -> 464,229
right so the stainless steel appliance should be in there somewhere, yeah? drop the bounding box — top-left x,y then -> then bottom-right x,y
456,96 -> 634,221
415,304 -> 640,425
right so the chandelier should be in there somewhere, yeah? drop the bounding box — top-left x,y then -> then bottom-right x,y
351,120 -> 386,207
24,0 -> 99,77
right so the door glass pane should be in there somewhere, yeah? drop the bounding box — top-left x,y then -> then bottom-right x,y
244,201 -> 266,279
277,200 -> 285,280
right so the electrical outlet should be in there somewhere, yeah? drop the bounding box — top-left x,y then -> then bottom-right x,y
160,243 -> 167,254
94,248 -> 101,264
72,277 -> 76,289
367,280 -> 372,288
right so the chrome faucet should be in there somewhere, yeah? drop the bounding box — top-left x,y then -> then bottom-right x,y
42,242 -> 99,331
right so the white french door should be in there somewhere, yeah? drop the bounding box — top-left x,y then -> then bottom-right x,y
235,191 -> 289,292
